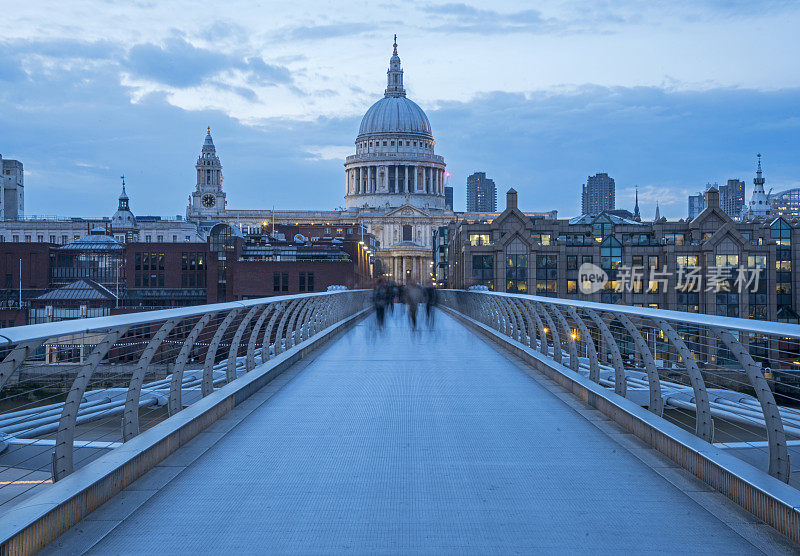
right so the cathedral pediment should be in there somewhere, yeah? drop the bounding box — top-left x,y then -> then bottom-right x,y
385,204 -> 430,218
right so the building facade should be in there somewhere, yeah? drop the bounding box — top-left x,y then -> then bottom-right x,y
688,192 -> 705,219
581,172 -> 615,216
444,186 -> 453,210
445,187 -> 797,322
689,179 -> 746,220
0,154 -> 24,220
770,188 -> 800,218
466,172 -> 497,212
720,179 -> 746,218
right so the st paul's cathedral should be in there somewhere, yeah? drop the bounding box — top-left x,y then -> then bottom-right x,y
187,38 -> 456,284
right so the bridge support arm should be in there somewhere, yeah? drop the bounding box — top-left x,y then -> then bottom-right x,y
712,327 -> 790,482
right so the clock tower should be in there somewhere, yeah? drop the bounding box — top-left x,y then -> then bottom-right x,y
188,126 -> 226,220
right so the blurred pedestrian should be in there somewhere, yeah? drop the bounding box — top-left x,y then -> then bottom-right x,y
403,283 -> 423,330
424,283 -> 438,328
373,279 -> 390,329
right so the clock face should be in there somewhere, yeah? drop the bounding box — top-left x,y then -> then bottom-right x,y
201,194 -> 216,208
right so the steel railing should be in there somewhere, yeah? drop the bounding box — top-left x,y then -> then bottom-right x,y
0,289 -> 369,511
440,289 -> 800,486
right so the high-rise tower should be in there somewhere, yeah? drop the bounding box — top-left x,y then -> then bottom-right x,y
581,173 -> 615,216
466,172 -> 497,212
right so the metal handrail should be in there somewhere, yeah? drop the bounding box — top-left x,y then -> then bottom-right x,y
460,290 -> 800,340
0,289 -> 370,502
440,289 -> 800,485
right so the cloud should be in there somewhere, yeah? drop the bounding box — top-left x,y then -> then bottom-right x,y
126,37 -> 238,87
420,4 -> 554,34
429,85 -> 800,217
304,145 -> 352,161
244,57 -> 292,86
125,37 -> 292,88
277,22 -> 374,41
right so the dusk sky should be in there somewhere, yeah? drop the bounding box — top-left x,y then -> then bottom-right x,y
3,0 -> 800,219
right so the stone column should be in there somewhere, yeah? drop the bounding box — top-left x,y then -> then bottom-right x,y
404,165 -> 409,195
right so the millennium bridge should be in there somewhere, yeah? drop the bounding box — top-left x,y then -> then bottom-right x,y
0,290 -> 799,553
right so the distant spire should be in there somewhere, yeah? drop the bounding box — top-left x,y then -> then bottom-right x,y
633,185 -> 641,221
204,126 -> 215,147
654,200 -> 661,222
385,35 -> 405,97
755,153 -> 764,186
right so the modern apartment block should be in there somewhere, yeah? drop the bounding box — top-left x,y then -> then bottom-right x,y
581,173 -> 615,215
466,172 -> 497,212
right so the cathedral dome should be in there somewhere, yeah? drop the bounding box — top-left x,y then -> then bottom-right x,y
358,96 -> 432,140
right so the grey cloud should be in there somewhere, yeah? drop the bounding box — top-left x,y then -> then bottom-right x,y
125,37 -> 293,88
244,57 -> 292,85
126,37 -> 238,87
277,22 -> 374,41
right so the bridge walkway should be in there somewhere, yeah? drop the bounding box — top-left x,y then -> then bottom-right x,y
45,307 -> 795,554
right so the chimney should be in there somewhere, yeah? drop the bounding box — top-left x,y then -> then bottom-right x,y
706,186 -> 720,209
506,188 -> 518,210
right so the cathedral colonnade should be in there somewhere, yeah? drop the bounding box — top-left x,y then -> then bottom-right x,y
347,165 -> 445,196
385,254 -> 429,284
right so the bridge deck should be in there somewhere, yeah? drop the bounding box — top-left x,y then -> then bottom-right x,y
47,308 -> 794,554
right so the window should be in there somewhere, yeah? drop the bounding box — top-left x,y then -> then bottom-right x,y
715,254 -> 739,267
469,233 -> 491,246
676,255 -> 699,267
24,235 -> 30,242
506,254 -> 527,293
536,255 -> 557,295
37,235 -> 44,242
582,255 -> 593,264
600,237 -> 622,302
49,235 -> 56,243
567,280 -> 577,293
281,272 -> 288,292
307,272 -> 314,292
632,255 -> 643,267
567,256 -> 577,270
471,255 -> 494,290
771,218 -> 793,319
62,235 -> 68,244
663,233 -> 684,245
157,235 -> 163,242
12,235 -> 19,242
273,272 -> 280,292
145,235 -> 151,242
299,272 -> 306,292
648,256 -> 659,269
402,225 -> 413,242
531,234 -> 551,246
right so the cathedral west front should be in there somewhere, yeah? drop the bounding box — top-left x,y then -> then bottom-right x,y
187,38 -> 455,284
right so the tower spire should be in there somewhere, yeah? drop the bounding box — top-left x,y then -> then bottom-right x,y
654,200 -> 661,222
633,185 -> 641,221
385,35 -> 405,97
